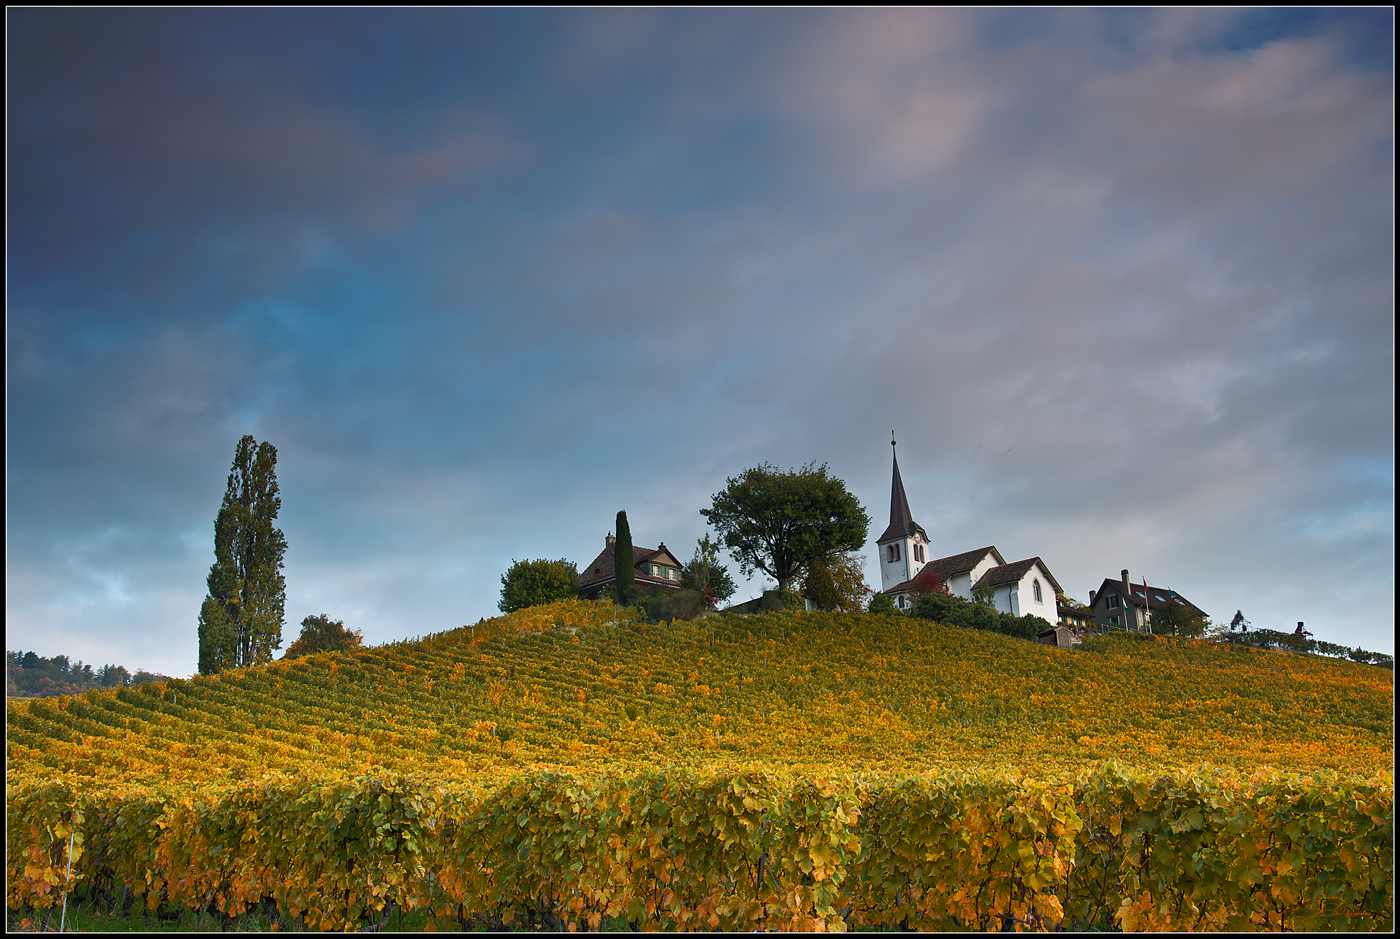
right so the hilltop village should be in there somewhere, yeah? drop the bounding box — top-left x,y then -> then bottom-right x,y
575,442 -> 1212,649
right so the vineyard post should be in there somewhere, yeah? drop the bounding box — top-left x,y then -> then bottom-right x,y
59,823 -> 74,933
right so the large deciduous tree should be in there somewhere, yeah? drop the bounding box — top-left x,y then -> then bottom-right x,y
701,462 -> 870,601
499,558 -> 582,613
198,435 -> 287,675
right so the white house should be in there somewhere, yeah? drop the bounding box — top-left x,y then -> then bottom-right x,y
876,440 -> 1062,627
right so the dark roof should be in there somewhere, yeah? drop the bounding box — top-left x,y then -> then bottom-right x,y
578,541 -> 683,590
975,557 -> 1063,595
923,546 -> 1004,582
881,546 -> 1005,596
877,447 -> 928,544
1092,577 -> 1207,618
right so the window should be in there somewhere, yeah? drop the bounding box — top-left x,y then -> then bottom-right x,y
1109,615 -> 1120,625
916,544 -> 925,562
1033,579 -> 1043,603
1106,595 -> 1119,610
887,544 -> 900,563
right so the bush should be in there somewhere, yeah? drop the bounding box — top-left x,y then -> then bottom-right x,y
646,589 -> 707,623
911,591 -> 1046,642
868,593 -> 898,615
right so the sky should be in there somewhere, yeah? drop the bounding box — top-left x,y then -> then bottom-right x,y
7,8 -> 1394,677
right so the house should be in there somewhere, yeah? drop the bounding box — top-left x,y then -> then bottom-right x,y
1056,599 -> 1092,631
1089,569 -> 1208,633
577,533 -> 685,600
875,440 -> 1062,626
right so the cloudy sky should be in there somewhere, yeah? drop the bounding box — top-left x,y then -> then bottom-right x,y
7,8 -> 1393,676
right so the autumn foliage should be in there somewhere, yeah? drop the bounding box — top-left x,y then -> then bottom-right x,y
7,600 -> 1393,930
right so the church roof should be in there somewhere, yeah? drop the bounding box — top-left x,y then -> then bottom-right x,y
975,557 -> 1063,595
881,546 -> 1005,595
878,445 -> 927,544
923,546 -> 1005,581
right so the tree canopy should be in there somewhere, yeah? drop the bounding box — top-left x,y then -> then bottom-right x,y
700,462 -> 870,600
499,558 -> 582,613
1148,601 -> 1210,638
283,614 -> 364,660
797,551 -> 873,612
679,533 -> 737,608
198,435 -> 287,675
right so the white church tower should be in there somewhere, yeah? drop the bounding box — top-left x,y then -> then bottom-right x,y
877,436 -> 930,593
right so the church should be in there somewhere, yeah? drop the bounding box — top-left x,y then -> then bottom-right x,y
876,440 -> 1062,626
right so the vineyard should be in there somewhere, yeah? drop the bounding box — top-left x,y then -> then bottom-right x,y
7,599 -> 1394,930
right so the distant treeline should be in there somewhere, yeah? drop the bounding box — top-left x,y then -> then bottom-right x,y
7,650 -> 170,699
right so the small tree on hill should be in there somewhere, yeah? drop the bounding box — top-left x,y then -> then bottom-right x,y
499,559 -> 582,613
614,511 -> 635,605
970,578 -> 995,608
1149,602 -> 1210,638
798,552 -> 872,612
680,533 -> 737,609
284,614 -> 364,660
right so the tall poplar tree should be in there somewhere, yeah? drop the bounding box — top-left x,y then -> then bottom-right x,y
198,435 -> 287,675
614,510 -> 635,604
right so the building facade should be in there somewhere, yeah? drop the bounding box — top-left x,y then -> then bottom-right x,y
578,533 -> 685,600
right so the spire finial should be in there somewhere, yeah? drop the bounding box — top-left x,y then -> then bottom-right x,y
891,430 -> 896,448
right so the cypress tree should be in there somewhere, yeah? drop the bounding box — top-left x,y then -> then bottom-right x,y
614,510 -> 634,605
198,435 -> 287,675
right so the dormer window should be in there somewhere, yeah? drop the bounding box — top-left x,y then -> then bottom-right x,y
887,544 -> 901,563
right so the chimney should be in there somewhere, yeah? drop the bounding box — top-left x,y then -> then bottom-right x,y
606,532 -> 616,548
1088,589 -> 1096,606
1121,569 -> 1130,592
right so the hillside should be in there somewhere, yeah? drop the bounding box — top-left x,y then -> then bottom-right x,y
7,599 -> 1392,791
7,600 -> 1393,931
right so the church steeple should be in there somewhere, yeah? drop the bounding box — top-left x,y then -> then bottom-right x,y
879,436 -> 921,544
876,434 -> 929,597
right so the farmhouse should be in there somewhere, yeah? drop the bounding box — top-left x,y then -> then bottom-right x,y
577,533 -> 685,600
1089,569 -> 1208,633
876,441 -> 1062,626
